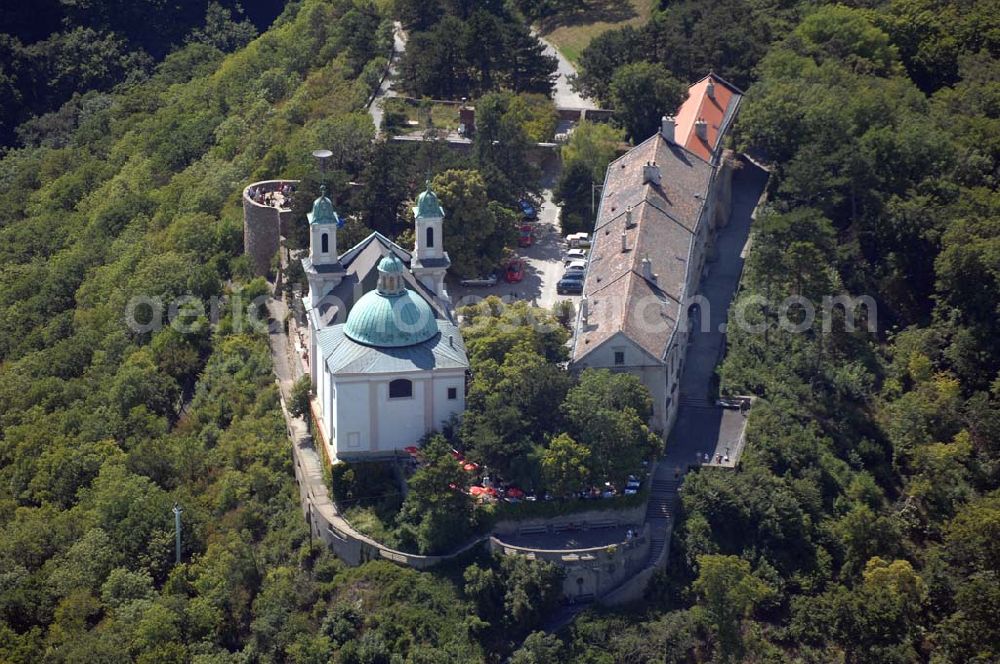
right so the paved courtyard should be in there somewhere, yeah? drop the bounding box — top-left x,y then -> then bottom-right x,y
448,162 -> 578,312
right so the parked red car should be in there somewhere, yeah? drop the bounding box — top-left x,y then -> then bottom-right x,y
518,223 -> 534,247
505,258 -> 525,283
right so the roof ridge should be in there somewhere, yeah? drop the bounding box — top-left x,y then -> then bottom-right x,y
616,270 -> 639,330
641,189 -> 700,233
628,266 -> 680,303
338,231 -> 378,265
660,132 -> 714,168
605,132 -> 661,171
707,71 -> 745,96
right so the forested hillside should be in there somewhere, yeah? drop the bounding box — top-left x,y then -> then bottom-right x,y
551,1 -> 1000,662
0,1 -> 293,148
1,0 -> 998,662
0,1 -> 488,660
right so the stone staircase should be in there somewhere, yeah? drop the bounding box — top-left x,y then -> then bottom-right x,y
644,477 -> 681,565
678,395 -> 719,412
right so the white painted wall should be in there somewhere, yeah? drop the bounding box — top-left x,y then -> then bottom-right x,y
326,371 -> 337,446
414,214 -> 443,261
374,376 -> 426,451
432,370 -> 466,431
334,380 -> 371,454
329,369 -> 467,458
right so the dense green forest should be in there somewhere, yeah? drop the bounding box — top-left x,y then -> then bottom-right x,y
394,0 -> 557,99
1,0 -> 998,662
554,1 -> 1000,662
0,1 -> 291,148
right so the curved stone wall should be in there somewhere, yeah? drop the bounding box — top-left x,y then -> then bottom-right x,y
243,180 -> 300,277
490,523 -> 650,601
280,388 -> 488,569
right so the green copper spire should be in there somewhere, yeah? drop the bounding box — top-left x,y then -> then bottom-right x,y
310,184 -> 338,225
413,180 -> 445,219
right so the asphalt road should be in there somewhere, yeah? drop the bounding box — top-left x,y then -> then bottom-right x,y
369,22 -> 406,135
534,30 -> 597,109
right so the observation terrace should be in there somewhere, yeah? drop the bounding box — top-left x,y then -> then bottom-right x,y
242,179 -> 300,277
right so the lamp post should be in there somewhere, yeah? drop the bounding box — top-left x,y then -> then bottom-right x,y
591,182 -> 604,216
172,503 -> 182,565
312,148 -> 332,175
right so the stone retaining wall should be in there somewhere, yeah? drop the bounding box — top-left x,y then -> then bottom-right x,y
282,390 -> 488,569
599,518 -> 673,606
492,501 -> 646,537
490,523 -> 651,600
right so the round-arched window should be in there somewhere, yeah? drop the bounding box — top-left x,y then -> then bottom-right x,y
389,379 -> 412,399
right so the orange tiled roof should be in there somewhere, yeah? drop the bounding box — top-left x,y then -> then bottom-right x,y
673,73 -> 743,163
571,72 -> 743,365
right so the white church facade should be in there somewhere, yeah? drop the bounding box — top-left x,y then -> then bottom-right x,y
300,184 -> 468,462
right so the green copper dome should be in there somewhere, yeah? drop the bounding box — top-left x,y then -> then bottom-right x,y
311,185 -> 339,225
413,181 -> 445,219
343,254 -> 439,347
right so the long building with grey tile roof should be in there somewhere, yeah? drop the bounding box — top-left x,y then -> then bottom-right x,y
571,74 -> 741,435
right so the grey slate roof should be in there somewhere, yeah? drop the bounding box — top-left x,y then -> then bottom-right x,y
302,258 -> 346,274
572,133 -> 716,364
310,232 -> 451,326
316,321 -> 468,375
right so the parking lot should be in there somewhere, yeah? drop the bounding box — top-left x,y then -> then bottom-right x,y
447,186 -> 581,312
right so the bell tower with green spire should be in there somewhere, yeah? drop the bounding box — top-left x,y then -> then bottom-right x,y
303,184 -> 345,305
410,180 -> 450,302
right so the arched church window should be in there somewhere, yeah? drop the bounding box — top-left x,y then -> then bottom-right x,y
389,379 -> 412,399
426,227 -> 434,248
321,233 -> 329,254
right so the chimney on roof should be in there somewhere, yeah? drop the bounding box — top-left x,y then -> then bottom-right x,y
642,161 -> 661,186
621,231 -> 628,253
660,115 -> 676,143
695,119 -> 708,141
580,297 -> 588,325
706,78 -> 715,99
625,205 -> 635,228
641,255 -> 655,282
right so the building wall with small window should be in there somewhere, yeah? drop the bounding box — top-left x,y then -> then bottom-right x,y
327,369 -> 466,459
572,332 -> 669,435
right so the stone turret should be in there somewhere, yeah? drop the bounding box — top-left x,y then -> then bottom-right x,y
242,179 -> 299,276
